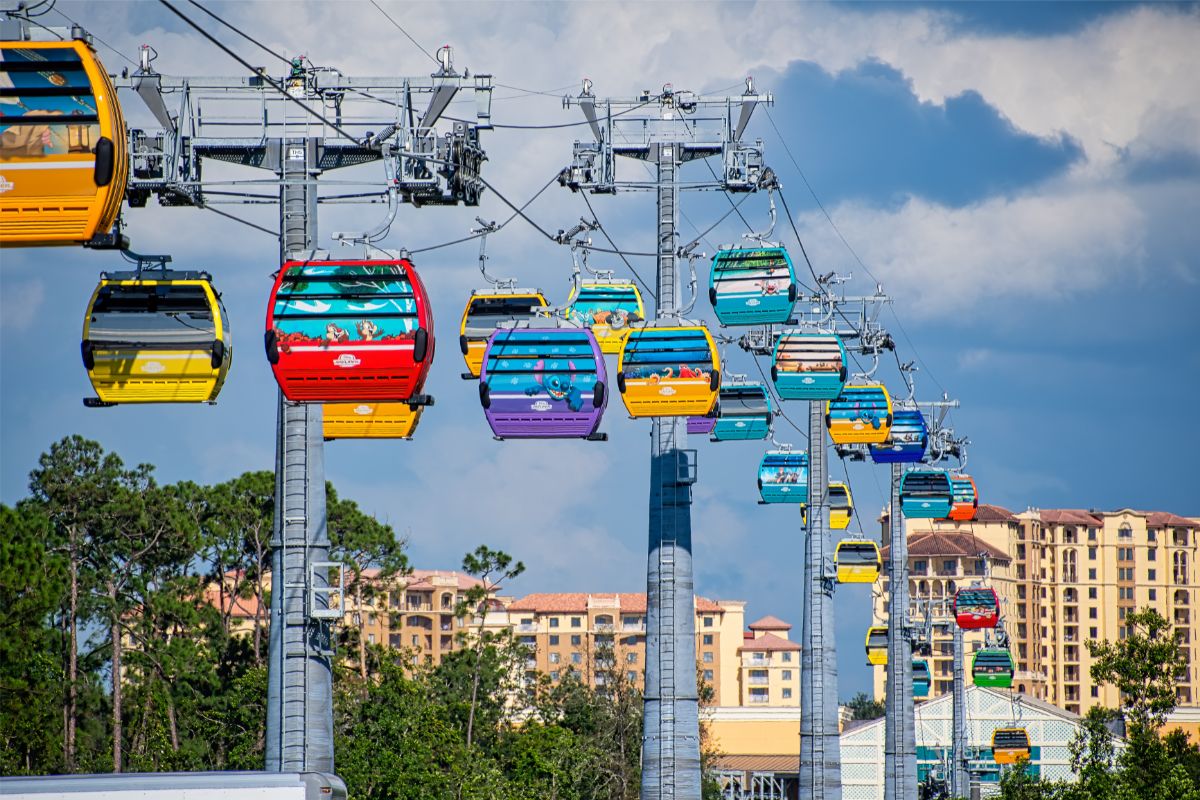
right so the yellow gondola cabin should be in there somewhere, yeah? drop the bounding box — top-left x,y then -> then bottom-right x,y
617,325 -> 720,417
458,291 -> 548,378
323,402 -> 423,440
81,269 -> 231,405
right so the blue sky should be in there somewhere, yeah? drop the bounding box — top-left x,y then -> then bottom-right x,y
2,1 -> 1198,699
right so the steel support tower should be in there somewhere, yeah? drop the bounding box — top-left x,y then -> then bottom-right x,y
801,400 -> 842,799
563,81 -> 771,800
883,462 -> 917,800
96,37 -> 494,771
952,622 -> 969,797
643,138 -> 700,800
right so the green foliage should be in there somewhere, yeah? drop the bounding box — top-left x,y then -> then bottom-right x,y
999,607 -> 1200,799
845,691 -> 886,721
4,438 -> 648,798
1087,607 -> 1187,733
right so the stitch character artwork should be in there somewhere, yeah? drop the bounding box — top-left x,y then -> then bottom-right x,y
524,359 -> 585,412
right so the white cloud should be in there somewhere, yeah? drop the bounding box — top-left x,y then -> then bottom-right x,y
794,179 -> 1148,312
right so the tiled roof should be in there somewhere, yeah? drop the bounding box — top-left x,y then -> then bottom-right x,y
738,632 -> 801,653
1039,509 -> 1102,525
1146,512 -> 1197,528
508,593 -> 724,614
712,755 -> 799,771
748,615 -> 792,631
881,531 -> 1009,562
974,504 -> 1017,523
202,583 -> 264,619
360,568 -> 487,592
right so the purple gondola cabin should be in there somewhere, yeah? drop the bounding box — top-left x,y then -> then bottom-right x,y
478,326 -> 608,440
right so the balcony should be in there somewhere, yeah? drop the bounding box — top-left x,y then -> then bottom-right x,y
516,622 -> 539,633
594,623 -> 615,633
405,602 -> 433,612
744,655 -> 771,667
748,692 -> 770,704
748,674 -> 770,686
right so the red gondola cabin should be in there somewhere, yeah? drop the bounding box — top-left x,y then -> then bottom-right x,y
954,587 -> 1000,630
265,257 -> 434,403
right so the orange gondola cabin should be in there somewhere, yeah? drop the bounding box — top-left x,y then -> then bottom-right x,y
265,256 -> 434,403
0,38 -> 129,246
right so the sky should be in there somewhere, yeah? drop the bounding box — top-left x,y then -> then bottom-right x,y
2,1 -> 1199,699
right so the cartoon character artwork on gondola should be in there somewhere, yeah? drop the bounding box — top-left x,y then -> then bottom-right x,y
479,326 -> 608,440
266,258 -> 434,403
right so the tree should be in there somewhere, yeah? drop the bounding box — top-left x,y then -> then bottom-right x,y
28,435 -> 127,771
845,691 -> 885,721
1065,706 -> 1118,799
328,483 -> 409,680
1087,607 -> 1187,734
203,472 -> 275,662
0,502 -> 65,774
456,545 -> 525,751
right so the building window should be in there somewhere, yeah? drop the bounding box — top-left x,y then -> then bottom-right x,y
1089,547 -> 1097,560
550,671 -> 560,681
1089,587 -> 1098,599
749,688 -> 769,703
974,559 -> 986,574
1092,686 -> 1100,698
703,634 -> 713,645
1149,570 -> 1157,581
943,560 -> 956,573
1149,589 -> 1157,601
783,688 -> 793,699
549,652 -> 560,664
703,651 -> 714,663
368,633 -> 375,644
1119,524 -> 1133,540
1149,548 -> 1158,562
1090,608 -> 1098,619
571,635 -> 582,646
704,617 -> 714,628
703,669 -> 714,681
571,617 -> 582,628
782,670 -> 793,680
549,617 -> 559,628
1149,528 -> 1158,542
572,652 -> 582,664
1175,552 -> 1190,585
782,652 -> 793,663
1088,527 -> 1098,541
549,635 -> 559,646
1089,568 -> 1098,580
914,560 -> 928,573
627,671 -> 638,682
627,652 -> 638,663
1090,627 -> 1098,638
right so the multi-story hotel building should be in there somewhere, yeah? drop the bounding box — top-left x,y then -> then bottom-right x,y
874,505 -> 1200,716
208,572 -> 802,708
493,593 -> 800,708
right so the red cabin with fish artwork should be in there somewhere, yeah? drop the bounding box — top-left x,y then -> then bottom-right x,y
264,257 -> 434,402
